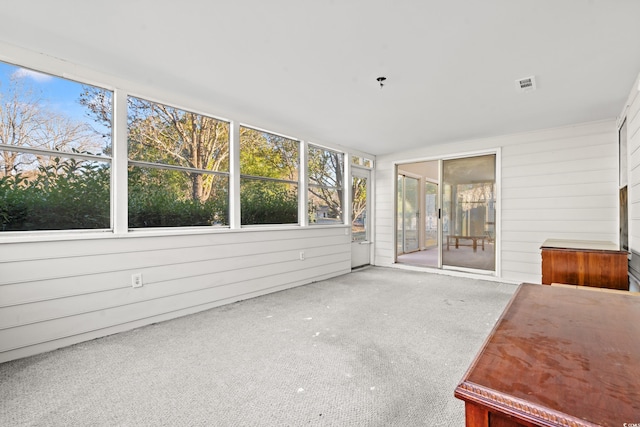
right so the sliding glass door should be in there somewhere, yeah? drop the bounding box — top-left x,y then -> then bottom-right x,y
441,155 -> 496,272
397,175 -> 420,254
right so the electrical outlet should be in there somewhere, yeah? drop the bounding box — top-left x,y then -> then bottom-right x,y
131,273 -> 143,288
299,251 -> 305,261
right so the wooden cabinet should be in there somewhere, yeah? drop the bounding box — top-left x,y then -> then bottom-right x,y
540,239 -> 628,290
455,283 -> 640,426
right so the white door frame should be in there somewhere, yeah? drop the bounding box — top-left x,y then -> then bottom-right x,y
392,149 -> 500,276
351,167 -> 371,268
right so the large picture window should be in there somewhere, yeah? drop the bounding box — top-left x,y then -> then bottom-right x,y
240,126 -> 299,225
0,61 -> 112,231
125,96 -> 230,228
308,145 -> 344,224
0,60 -> 353,235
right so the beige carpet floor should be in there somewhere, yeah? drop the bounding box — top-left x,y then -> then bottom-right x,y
0,266 -> 517,426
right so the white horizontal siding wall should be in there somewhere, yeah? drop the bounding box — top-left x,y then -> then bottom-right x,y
625,75 -> 640,291
375,120 -> 618,283
0,227 -> 350,362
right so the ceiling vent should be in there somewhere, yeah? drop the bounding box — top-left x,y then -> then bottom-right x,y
515,76 -> 537,93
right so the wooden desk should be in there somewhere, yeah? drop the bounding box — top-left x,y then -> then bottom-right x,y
447,235 -> 486,252
454,283 -> 640,427
540,239 -> 628,290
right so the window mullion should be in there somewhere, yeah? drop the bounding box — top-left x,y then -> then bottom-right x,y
344,153 -> 351,226
300,140 -> 308,226
112,89 -> 128,235
229,121 -> 241,229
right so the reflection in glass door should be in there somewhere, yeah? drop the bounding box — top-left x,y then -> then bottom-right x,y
425,182 -> 438,251
397,175 -> 420,254
442,155 -> 496,272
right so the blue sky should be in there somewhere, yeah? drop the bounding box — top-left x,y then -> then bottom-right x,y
0,60 -> 99,125
0,60 -> 112,151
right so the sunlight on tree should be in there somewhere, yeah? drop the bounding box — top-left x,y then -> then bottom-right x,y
308,146 -> 343,223
2,65 -> 349,231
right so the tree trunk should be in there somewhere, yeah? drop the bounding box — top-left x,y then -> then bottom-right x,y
191,173 -> 203,201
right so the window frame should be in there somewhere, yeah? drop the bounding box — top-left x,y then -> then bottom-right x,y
239,125 -> 301,227
0,57 -> 360,241
0,62 -> 114,234
351,155 -> 374,169
307,144 -> 346,226
125,94 -> 231,230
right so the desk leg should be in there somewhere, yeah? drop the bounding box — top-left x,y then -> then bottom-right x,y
464,402 -> 488,427
472,238 -> 477,252
455,237 -> 459,249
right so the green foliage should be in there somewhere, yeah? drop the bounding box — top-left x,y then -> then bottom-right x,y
2,82 -> 307,231
240,127 -> 298,180
127,166 -> 229,228
238,127 -> 299,225
0,157 -> 110,231
128,176 -> 228,228
0,156 -> 232,231
240,180 -> 298,225
125,96 -> 230,203
307,146 -> 344,220
128,190 -> 228,228
0,174 -> 28,229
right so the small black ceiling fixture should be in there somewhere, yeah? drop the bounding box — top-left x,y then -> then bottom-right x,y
376,76 -> 387,88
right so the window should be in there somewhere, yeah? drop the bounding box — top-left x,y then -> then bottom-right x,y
239,126 -> 299,225
352,155 -> 373,168
308,145 -> 344,224
0,61 -> 112,231
0,60 -> 356,235
127,96 -> 229,227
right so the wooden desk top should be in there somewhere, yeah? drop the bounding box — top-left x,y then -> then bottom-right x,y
540,238 -> 622,252
455,283 -> 640,426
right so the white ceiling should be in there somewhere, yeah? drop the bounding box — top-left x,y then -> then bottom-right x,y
1,0 -> 640,155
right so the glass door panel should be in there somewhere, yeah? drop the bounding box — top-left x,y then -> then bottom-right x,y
402,176 -> 420,253
351,169 -> 370,268
425,182 -> 438,250
442,155 -> 496,272
351,175 -> 367,243
403,176 -> 420,253
397,175 -> 404,255
397,174 -> 420,254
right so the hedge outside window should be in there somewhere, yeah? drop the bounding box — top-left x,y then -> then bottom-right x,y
126,96 -> 230,228
0,61 -> 112,231
1,59 -> 352,234
308,145 -> 344,225
239,126 -> 299,225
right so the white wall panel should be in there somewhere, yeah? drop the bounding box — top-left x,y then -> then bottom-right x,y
627,76 -> 640,254
501,170 -> 614,188
0,250 -> 349,328
625,75 -> 640,291
502,208 -> 613,222
502,182 -> 612,199
0,227 -> 350,362
375,120 -> 619,282
502,195 -> 617,210
501,230 -> 615,243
